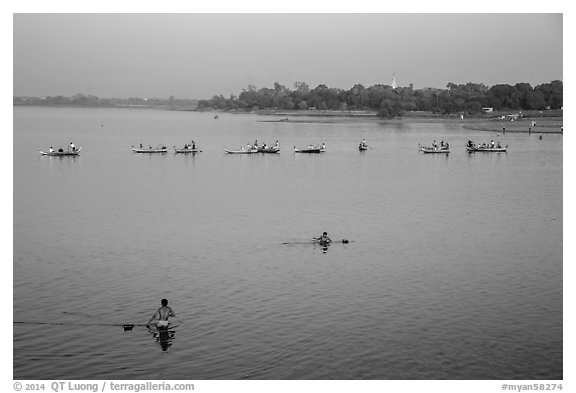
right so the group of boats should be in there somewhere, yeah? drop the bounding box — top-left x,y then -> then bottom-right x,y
418,140 -> 508,154
39,138 -> 510,158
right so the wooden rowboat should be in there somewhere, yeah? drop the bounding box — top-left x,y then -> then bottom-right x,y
257,146 -> 280,153
294,145 -> 325,153
174,146 -> 202,153
466,145 -> 508,152
132,146 -> 168,153
419,144 -> 450,154
39,147 -> 82,156
224,147 -> 258,154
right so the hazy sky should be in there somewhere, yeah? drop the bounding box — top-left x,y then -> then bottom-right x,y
13,13 -> 563,99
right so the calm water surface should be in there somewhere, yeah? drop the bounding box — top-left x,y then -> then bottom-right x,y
13,107 -> 562,379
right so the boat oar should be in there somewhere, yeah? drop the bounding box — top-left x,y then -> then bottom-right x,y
282,239 -> 350,245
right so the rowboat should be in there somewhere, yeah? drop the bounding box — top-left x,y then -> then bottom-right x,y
132,146 -> 168,153
174,146 -> 202,153
257,146 -> 280,153
419,144 -> 450,154
466,145 -> 508,152
224,147 -> 258,154
39,147 -> 82,156
294,145 -> 325,153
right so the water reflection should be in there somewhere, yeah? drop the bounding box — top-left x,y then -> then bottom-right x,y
147,325 -> 177,352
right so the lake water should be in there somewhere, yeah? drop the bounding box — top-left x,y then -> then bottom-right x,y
13,107 -> 562,380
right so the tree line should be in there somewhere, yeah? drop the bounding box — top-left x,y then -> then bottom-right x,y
197,80 -> 563,118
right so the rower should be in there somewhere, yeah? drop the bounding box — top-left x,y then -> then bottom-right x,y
147,298 -> 176,328
315,232 -> 332,245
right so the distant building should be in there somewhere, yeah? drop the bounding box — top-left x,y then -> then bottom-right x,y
482,107 -> 494,113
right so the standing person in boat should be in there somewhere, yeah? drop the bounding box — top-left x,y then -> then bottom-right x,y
274,140 -> 279,149
147,298 -> 176,328
314,232 -> 332,244
192,140 -> 196,150
49,146 -> 54,153
69,142 -> 75,152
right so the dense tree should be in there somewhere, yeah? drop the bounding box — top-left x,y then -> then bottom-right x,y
15,80 -> 562,116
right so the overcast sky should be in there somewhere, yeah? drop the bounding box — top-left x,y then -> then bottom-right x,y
13,13 -> 563,99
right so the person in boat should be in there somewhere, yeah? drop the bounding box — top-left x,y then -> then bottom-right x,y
58,147 -> 64,153
361,139 -> 367,148
321,142 -> 326,150
539,135 -> 543,140
191,141 -> 196,150
147,298 -> 176,328
440,140 -> 445,148
274,141 -> 279,148
490,140 -> 495,147
467,140 -> 474,148
308,144 -> 313,150
253,140 -> 258,149
432,140 -> 438,149
49,146 -> 54,153
315,232 -> 332,245
139,143 -> 143,149
69,142 -> 75,152
497,141 -> 502,148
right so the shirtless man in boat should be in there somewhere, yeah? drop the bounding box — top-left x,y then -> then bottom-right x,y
314,232 -> 332,245
146,298 -> 176,328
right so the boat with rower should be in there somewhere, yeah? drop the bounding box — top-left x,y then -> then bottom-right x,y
466,141 -> 508,152
39,147 -> 82,156
174,145 -> 202,153
224,146 -> 258,154
257,146 -> 280,153
132,145 -> 168,153
294,144 -> 325,153
418,144 -> 450,154
359,142 -> 368,151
